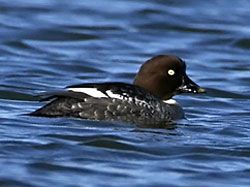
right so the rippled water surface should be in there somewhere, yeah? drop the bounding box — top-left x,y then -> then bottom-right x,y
1,0 -> 250,186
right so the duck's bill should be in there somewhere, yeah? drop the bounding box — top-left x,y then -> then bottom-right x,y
177,75 -> 206,94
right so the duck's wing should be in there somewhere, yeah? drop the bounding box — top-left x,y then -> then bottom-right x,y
37,90 -> 90,102
38,82 -> 158,103
38,82 -> 139,101
30,82 -> 160,118
65,82 -> 159,104
31,83 -> 159,118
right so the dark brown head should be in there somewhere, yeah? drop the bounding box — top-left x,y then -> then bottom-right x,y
133,55 -> 205,100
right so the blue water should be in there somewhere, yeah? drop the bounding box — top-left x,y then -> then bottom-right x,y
1,0 -> 250,186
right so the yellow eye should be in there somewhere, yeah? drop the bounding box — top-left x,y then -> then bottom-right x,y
168,69 -> 175,76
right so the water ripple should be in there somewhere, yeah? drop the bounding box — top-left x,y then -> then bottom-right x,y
0,0 -> 250,186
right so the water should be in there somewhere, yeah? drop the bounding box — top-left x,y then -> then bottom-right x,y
0,0 -> 250,186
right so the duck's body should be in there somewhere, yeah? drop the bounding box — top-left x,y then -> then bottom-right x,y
30,55 -> 205,125
30,82 -> 184,124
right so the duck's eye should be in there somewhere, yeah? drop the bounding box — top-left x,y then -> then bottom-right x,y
167,69 -> 175,76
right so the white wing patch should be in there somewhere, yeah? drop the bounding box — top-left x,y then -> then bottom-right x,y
67,87 -> 125,100
67,88 -> 108,98
105,90 -> 123,100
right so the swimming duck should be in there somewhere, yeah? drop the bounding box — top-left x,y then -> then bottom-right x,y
30,55 -> 205,125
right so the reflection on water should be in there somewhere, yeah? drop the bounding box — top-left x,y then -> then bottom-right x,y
1,0 -> 250,186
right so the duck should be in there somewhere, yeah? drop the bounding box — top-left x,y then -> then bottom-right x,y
30,55 -> 205,125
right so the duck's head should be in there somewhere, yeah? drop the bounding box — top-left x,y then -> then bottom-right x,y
133,55 -> 205,100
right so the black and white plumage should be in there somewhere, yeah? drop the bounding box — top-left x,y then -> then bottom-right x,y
30,83 -> 182,124
30,55 -> 205,125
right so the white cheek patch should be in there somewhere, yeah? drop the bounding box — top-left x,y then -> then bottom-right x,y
67,88 -> 108,98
